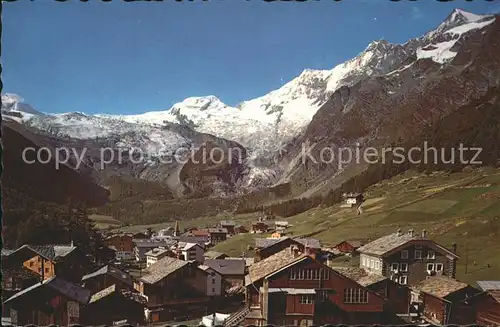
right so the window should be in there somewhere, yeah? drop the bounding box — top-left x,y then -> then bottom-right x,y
316,291 -> 329,302
343,288 -> 369,304
427,251 -> 435,259
401,250 -> 409,259
391,263 -> 399,271
427,263 -> 435,271
362,257 -> 366,266
299,295 -> 314,304
370,259 -> 374,268
375,260 -> 380,269
414,250 -> 422,259
436,263 -> 443,272
29,261 -> 34,267
212,279 -> 216,284
400,263 -> 408,272
415,244 -> 422,249
44,267 -> 49,274
212,288 -> 215,293
290,268 -> 329,280
400,276 -> 408,285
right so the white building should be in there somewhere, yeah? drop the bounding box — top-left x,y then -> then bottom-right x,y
198,265 -> 223,297
179,242 -> 205,263
145,247 -> 170,268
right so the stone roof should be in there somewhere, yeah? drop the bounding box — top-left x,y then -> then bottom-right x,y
9,244 -> 77,262
220,220 -> 236,226
246,249 -> 307,285
144,248 -> 170,258
488,290 -> 500,303
4,276 -> 91,305
204,259 -> 245,276
476,280 -> 500,291
415,276 -> 470,298
331,267 -> 387,287
133,239 -> 170,248
140,256 -> 188,284
88,284 -> 148,304
294,237 -> 322,249
89,284 -> 117,303
81,265 -> 133,287
357,231 -> 457,258
204,251 -> 227,259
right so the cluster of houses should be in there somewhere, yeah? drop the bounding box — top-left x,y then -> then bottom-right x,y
2,225 -> 499,326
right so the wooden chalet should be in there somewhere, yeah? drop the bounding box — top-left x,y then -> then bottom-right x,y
333,239 -> 367,254
235,225 -> 249,234
81,284 -> 147,325
3,276 -> 91,325
332,266 -> 411,315
134,256 -> 208,323
357,229 -> 459,286
412,276 -> 480,325
241,245 -> 403,326
251,221 -> 269,234
220,220 -> 236,235
466,289 -> 500,325
1,266 -> 40,318
208,228 -> 228,244
81,264 -> 134,294
8,244 -> 90,283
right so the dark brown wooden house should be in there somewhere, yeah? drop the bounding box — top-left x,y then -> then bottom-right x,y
1,266 -> 40,317
8,244 -> 91,283
468,290 -> 500,325
357,229 -> 459,286
81,284 -> 147,325
3,276 -> 91,325
134,256 -> 208,323
81,264 -> 134,294
235,225 -> 249,234
333,239 -> 367,254
208,228 -> 228,244
333,266 -> 411,315
251,221 -> 269,234
220,220 -> 236,235
241,246 -> 402,326
413,276 -> 480,325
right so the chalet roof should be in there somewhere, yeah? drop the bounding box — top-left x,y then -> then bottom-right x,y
145,248 -> 170,258
476,280 -> 500,291
178,235 -> 209,245
246,249 -> 307,285
88,284 -> 148,304
2,249 -> 14,256
415,276 -> 470,299
188,230 -> 211,237
204,251 -> 227,259
335,239 -> 366,248
4,276 -> 91,305
357,231 -> 458,258
2,266 -> 40,281
488,290 -> 500,303
208,228 -> 228,234
220,220 -> 236,226
140,256 -> 188,284
294,237 -> 322,249
255,237 -> 321,250
180,242 -> 201,251
81,265 -> 133,287
254,237 -> 293,249
204,259 -> 245,276
227,257 -> 255,267
9,244 -> 77,263
331,267 -> 387,287
133,239 -> 169,248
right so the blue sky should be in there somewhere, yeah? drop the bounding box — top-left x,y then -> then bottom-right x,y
3,1 -> 500,115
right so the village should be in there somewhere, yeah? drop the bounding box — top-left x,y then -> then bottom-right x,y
1,192 -> 499,326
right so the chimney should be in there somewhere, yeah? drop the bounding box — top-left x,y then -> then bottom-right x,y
421,229 -> 427,238
290,245 -> 301,258
408,229 -> 414,237
451,242 -> 457,253
397,229 -> 402,237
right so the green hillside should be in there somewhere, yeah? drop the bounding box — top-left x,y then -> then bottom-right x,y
212,166 -> 500,285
